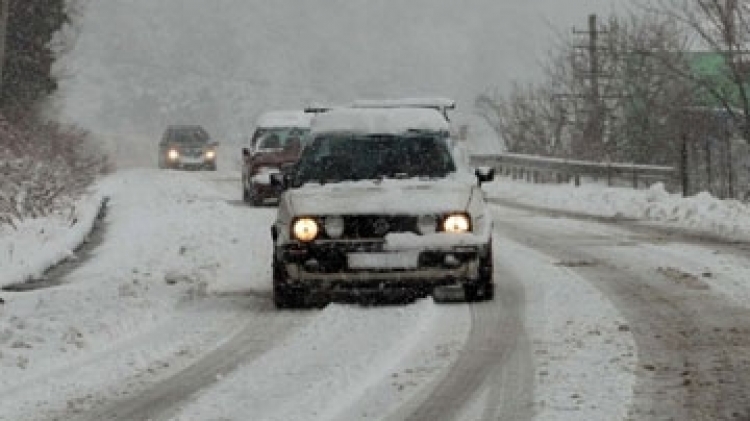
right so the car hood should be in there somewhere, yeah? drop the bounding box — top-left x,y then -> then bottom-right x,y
287,178 -> 474,216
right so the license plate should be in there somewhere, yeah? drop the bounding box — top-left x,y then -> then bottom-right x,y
181,157 -> 204,164
348,252 -> 419,269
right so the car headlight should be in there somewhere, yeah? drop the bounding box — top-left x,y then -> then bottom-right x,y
168,149 -> 180,160
205,150 -> 216,160
324,216 -> 345,238
293,217 -> 319,242
442,214 -> 471,234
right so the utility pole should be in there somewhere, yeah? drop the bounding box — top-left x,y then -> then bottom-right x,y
581,14 -> 605,160
567,14 -> 610,160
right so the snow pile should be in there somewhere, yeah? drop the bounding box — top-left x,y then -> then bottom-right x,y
0,190 -> 105,289
484,179 -> 750,240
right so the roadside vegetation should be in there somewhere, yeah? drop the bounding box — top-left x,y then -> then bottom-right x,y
477,1 -> 750,199
0,0 -> 109,228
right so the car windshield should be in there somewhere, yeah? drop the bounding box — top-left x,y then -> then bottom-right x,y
253,127 -> 310,151
293,132 -> 455,185
169,127 -> 209,144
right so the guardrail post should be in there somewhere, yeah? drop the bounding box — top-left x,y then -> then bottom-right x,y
680,134 -> 689,197
632,170 -> 638,189
574,174 -> 581,187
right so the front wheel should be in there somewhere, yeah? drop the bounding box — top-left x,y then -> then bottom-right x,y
466,244 -> 494,302
273,259 -> 309,309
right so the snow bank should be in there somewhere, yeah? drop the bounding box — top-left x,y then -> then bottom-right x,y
484,179 -> 750,241
0,188 -> 106,288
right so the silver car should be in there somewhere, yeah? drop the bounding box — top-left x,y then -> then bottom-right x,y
270,106 -> 495,308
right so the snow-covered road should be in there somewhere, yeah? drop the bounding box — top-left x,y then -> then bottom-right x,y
4,170 -> 750,420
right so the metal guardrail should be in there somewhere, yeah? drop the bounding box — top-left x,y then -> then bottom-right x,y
469,152 -> 678,190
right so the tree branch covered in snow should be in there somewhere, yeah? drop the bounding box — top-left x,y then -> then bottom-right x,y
0,113 -> 110,228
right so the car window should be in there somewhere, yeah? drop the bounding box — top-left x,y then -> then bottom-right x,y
254,127 -> 310,151
294,133 -> 455,185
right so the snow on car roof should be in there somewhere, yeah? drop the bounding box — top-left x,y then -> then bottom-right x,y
351,97 -> 456,110
310,107 -> 450,135
255,110 -> 313,128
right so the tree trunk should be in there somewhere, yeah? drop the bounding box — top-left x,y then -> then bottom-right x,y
0,0 -> 8,97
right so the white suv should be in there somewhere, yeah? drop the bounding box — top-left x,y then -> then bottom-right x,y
270,106 -> 495,308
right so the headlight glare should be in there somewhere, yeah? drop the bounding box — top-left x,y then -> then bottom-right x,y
293,218 -> 319,242
324,216 -> 345,238
205,150 -> 216,159
443,214 -> 470,234
168,149 -> 180,160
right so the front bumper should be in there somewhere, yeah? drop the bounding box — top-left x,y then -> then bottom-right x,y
166,159 -> 215,170
277,240 -> 488,289
250,179 -> 282,200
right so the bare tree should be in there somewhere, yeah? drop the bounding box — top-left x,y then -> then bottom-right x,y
477,10 -> 693,165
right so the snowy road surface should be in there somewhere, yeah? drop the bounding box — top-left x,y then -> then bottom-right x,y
3,169 -> 750,420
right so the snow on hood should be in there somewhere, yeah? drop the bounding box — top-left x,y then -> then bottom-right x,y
311,108 -> 449,136
287,178 -> 472,216
256,110 -> 312,128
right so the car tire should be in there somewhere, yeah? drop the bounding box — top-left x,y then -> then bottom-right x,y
242,185 -> 251,203
466,243 -> 494,302
246,183 -> 264,207
272,259 -> 308,309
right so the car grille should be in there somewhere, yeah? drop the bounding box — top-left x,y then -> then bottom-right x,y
328,215 -> 418,240
182,147 -> 204,157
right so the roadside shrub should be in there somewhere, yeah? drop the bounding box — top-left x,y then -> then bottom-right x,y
0,113 -> 110,228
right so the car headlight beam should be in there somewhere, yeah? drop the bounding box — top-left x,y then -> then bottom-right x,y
442,214 -> 471,234
205,150 -> 216,160
168,149 -> 180,160
293,217 -> 319,242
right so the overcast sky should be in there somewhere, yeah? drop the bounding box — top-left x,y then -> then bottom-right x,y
53,0 -> 628,142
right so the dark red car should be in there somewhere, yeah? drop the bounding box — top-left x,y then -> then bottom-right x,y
242,111 -> 312,205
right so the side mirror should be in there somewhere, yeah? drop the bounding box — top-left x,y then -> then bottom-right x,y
270,172 -> 287,189
242,147 -> 250,158
475,167 -> 495,186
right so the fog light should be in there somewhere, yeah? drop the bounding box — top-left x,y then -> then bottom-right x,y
324,216 -> 345,238
417,215 -> 437,234
444,254 -> 460,268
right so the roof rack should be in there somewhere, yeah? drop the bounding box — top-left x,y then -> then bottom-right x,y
350,97 -> 456,120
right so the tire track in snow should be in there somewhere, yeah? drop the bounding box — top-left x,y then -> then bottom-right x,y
58,301 -> 312,421
497,204 -> 750,420
388,238 -> 535,421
